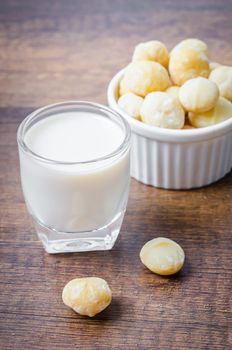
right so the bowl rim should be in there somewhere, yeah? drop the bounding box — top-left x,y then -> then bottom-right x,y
107,68 -> 232,143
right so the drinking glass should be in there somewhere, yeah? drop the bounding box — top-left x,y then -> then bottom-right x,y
17,101 -> 131,253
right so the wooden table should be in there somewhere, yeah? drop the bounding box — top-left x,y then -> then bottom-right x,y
0,1 -> 232,349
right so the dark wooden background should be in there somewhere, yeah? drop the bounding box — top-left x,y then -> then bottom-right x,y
0,1 -> 232,349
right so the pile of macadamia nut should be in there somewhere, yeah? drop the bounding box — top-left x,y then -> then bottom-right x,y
118,39 -> 232,129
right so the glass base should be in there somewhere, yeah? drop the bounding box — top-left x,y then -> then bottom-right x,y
33,211 -> 125,254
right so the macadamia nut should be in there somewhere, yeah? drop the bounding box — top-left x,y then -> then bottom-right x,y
141,92 -> 185,129
119,60 -> 171,97
62,277 -> 112,317
166,85 -> 182,104
166,86 -> 180,101
119,77 -> 130,96
171,38 -> 208,56
132,40 -> 169,68
209,61 -> 221,71
188,97 -> 232,128
166,85 -> 188,112
118,92 -> 143,119
169,46 -> 210,86
179,77 -> 219,113
140,237 -> 185,275
209,66 -> 232,101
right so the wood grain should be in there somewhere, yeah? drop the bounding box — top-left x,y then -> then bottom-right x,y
0,1 -> 232,349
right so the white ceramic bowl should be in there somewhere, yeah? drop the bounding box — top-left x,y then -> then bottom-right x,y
107,68 -> 232,189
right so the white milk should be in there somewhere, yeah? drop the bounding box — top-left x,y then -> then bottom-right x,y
25,112 -> 124,162
20,112 -> 130,232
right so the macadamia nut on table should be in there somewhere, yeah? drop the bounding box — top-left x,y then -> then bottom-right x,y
140,237 -> 185,275
62,277 -> 112,317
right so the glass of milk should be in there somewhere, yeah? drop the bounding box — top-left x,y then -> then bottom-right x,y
17,101 -> 131,253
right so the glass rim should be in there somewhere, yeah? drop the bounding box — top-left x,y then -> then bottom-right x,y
17,101 -> 131,165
